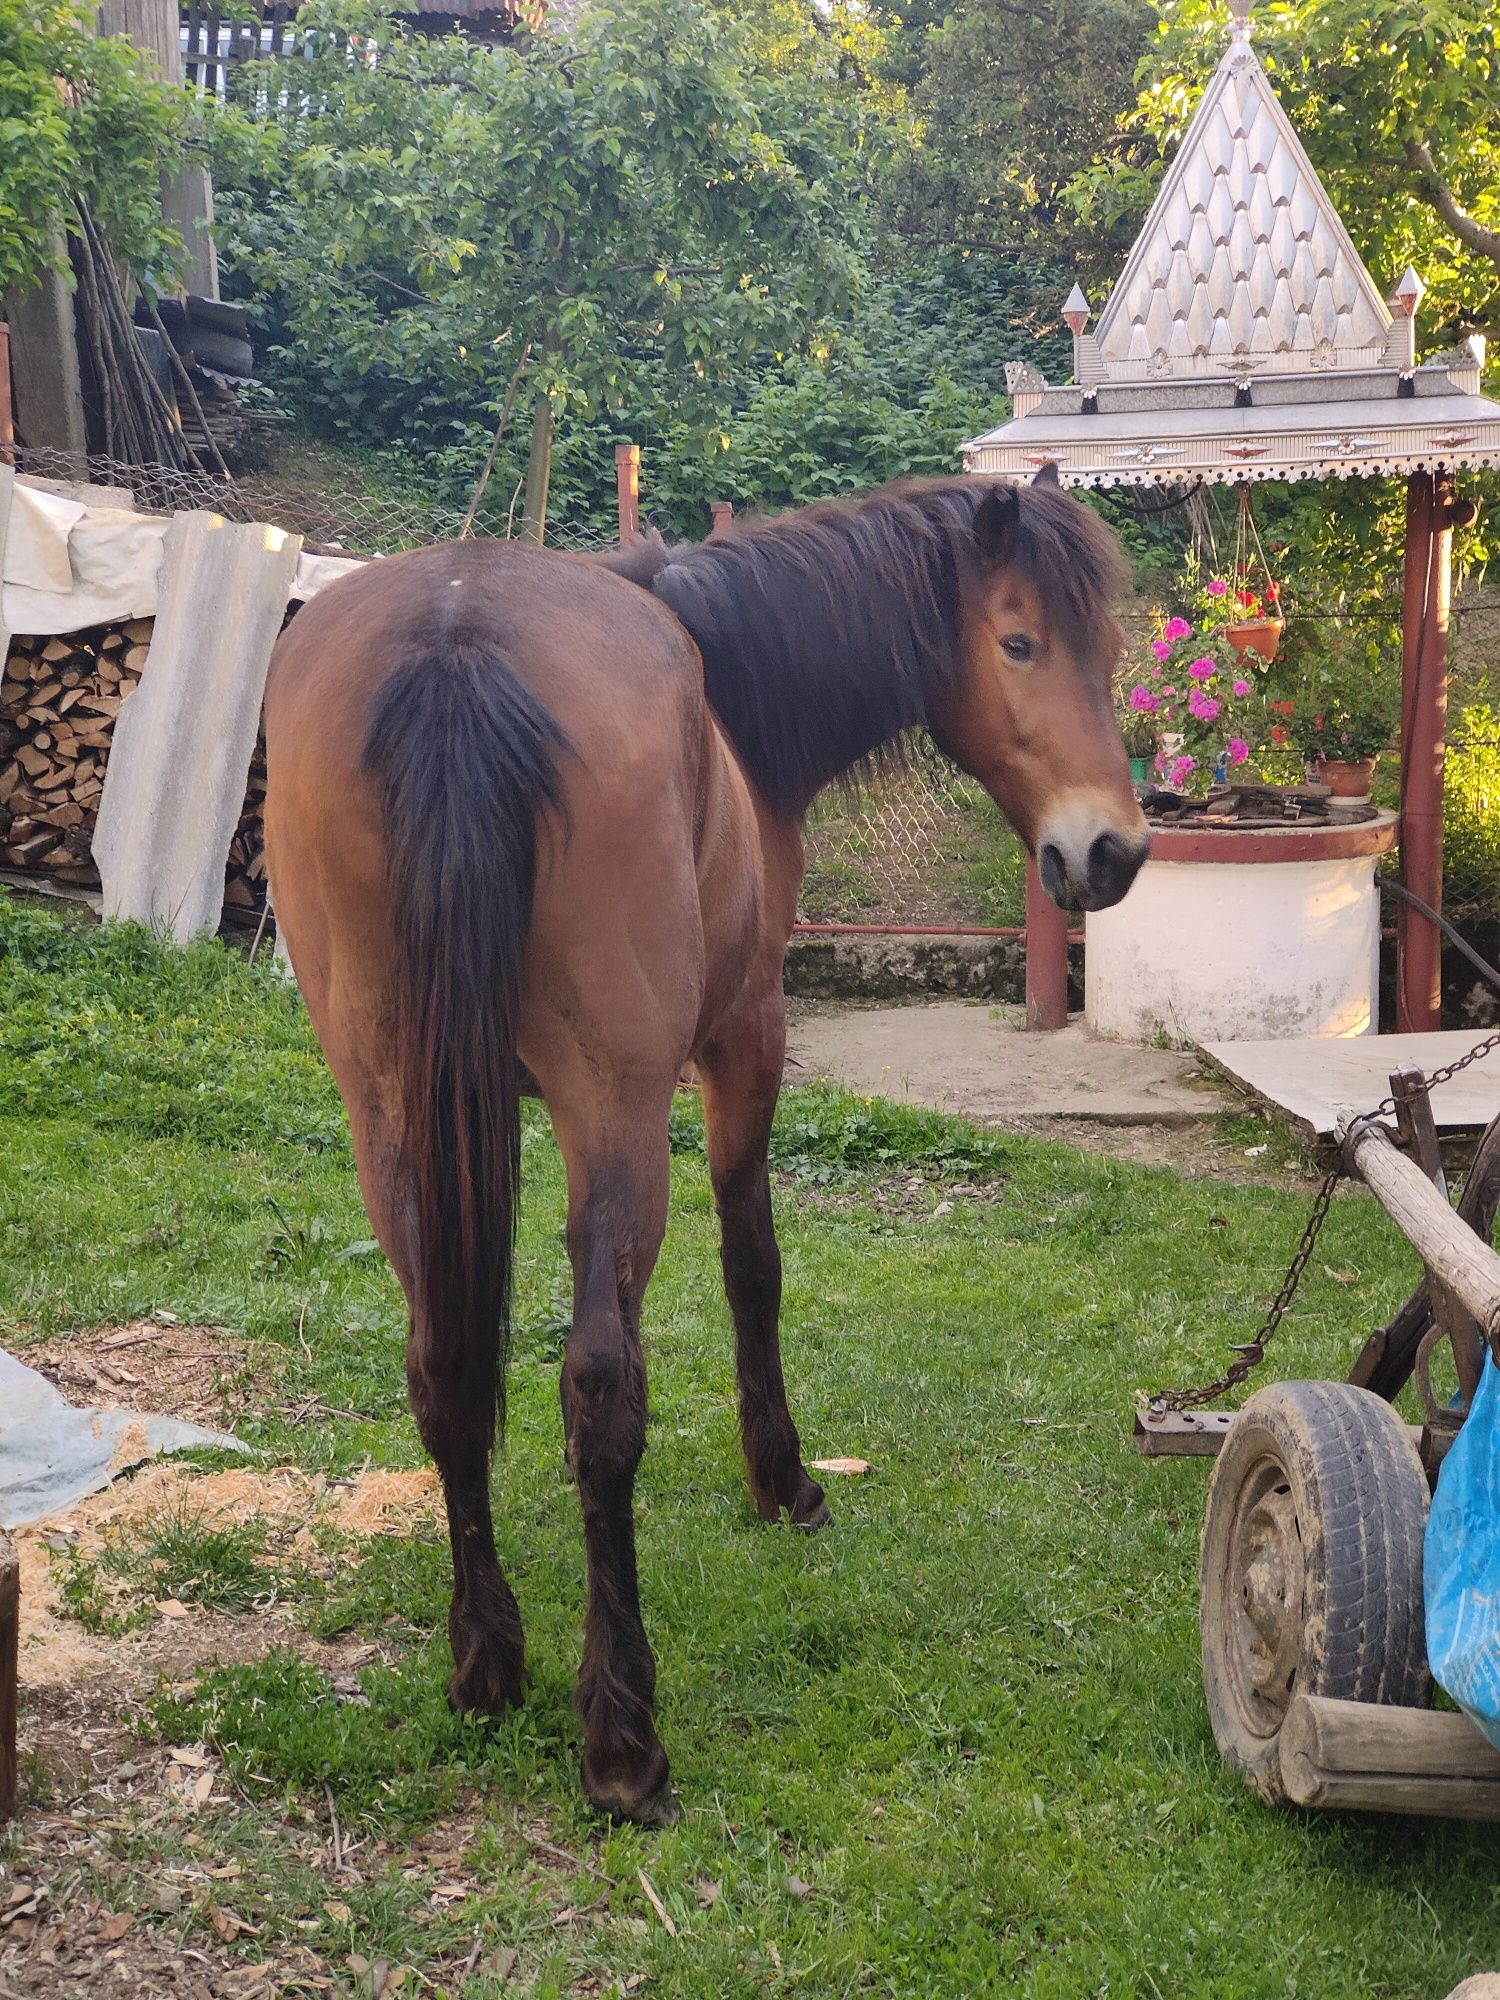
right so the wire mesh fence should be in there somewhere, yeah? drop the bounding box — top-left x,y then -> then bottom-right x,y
2,443 -> 612,560
9,441 -> 1500,929
800,744 -> 1015,928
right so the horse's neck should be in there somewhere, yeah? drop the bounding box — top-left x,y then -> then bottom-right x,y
704,623 -> 931,820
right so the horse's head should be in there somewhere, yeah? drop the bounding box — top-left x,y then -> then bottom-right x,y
928,468 -> 1149,912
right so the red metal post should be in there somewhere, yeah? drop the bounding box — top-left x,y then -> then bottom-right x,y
0,324 -> 12,451
1024,855 -> 1070,1030
614,441 -> 640,542
709,500 -> 734,539
1397,470 -> 1450,1032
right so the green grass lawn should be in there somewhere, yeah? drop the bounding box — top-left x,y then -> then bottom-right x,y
1,895 -> 1496,1997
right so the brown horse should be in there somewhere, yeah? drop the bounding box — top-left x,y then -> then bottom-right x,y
263,469 -> 1148,1827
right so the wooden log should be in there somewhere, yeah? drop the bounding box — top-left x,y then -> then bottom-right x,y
1280,1693 -> 1500,1820
1343,1117 -> 1500,1356
0,1531 -> 15,1820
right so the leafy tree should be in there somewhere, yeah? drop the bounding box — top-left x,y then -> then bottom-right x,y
211,0 -> 868,539
883,0 -> 1156,274
1079,0 -> 1500,338
0,0 -> 186,297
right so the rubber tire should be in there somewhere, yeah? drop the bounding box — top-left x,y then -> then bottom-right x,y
1200,1379 -> 1432,1805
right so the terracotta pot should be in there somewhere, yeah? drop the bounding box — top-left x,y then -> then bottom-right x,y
1224,616 -> 1284,661
1318,755 -> 1377,801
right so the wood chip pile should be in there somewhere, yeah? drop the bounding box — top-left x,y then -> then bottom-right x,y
0,623 -> 268,916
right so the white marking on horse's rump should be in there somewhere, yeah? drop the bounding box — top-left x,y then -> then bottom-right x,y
449,578 -> 462,586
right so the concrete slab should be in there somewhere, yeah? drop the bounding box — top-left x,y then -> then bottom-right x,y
94,509 -> 301,942
1204,1032 -> 1500,1135
786,1001 -> 1226,1127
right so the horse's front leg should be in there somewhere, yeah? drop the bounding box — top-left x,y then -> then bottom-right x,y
698,995 -> 828,1531
551,1092 -> 676,1826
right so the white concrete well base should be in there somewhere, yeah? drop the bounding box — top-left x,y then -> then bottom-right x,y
1084,813 -> 1398,1045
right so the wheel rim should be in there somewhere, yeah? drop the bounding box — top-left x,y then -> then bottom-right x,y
1223,1454 -> 1305,1737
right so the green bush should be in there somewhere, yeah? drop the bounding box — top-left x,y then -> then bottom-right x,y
1446,703 -> 1500,912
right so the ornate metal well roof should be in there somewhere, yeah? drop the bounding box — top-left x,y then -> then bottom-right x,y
962,19 -> 1500,488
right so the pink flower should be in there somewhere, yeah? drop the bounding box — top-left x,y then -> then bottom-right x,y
1227,737 -> 1249,766
1188,657 -> 1216,682
1169,755 -> 1196,785
1161,684 -> 1177,698
1163,616 -> 1192,641
1151,639 -> 1172,661
1129,685 -> 1160,712
1188,689 -> 1220,722
1207,578 -> 1228,597
1232,679 -> 1250,696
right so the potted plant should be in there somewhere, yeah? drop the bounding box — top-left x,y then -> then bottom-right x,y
1116,679 -> 1159,781
1224,581 -> 1284,663
1297,703 -> 1391,800
1123,594 -> 1261,795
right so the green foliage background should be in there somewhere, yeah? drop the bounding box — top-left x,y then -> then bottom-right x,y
0,0 -> 186,297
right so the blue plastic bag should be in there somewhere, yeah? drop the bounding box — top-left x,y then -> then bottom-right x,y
1426,1351 -> 1500,1748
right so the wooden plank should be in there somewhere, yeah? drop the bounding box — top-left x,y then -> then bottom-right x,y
0,1531 -> 16,1821
1280,1693 -> 1500,1820
1343,1116 -> 1500,1360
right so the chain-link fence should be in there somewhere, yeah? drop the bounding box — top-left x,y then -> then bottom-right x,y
12,442 -> 1500,931
2,443 -> 611,559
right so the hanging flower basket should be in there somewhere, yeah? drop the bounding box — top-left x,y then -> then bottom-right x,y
1224,615 -> 1285,662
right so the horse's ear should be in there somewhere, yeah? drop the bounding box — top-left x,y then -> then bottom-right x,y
1032,460 -> 1061,488
973,482 -> 1020,555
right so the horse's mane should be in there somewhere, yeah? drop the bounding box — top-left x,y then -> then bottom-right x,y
646,477 -> 1124,814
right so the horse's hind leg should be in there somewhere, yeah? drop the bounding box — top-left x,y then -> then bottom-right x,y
408,1287 -> 526,1718
284,948 -> 525,1718
543,1072 -> 676,1826
698,995 -> 828,1530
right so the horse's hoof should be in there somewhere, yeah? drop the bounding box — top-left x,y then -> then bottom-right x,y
584,1743 -> 676,1827
612,1780 -> 680,1830
792,1495 -> 832,1533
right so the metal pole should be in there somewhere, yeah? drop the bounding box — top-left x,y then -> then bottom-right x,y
1024,856 -> 1070,1030
614,441 -> 639,542
1398,470 -> 1449,1032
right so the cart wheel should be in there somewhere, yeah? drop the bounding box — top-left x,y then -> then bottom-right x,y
1200,1379 -> 1432,1804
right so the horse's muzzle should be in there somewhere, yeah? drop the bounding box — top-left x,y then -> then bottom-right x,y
1039,828 -> 1150,912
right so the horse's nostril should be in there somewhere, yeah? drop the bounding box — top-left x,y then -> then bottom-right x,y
1038,842 -> 1069,907
1086,831 -> 1145,907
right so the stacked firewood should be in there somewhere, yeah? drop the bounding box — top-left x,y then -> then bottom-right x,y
0,623 -> 269,917
224,740 -> 269,918
0,623 -> 145,882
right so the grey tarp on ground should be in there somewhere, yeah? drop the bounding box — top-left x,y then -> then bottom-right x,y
0,1349 -> 249,1530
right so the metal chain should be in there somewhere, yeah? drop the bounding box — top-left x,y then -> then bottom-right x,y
1148,1027 -> 1500,1413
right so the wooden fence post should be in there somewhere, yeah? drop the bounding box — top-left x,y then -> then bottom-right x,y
0,1531 -> 17,1820
0,323 -> 13,451
614,441 -> 639,542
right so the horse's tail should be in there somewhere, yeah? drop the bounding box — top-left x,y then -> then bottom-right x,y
362,642 -> 568,1436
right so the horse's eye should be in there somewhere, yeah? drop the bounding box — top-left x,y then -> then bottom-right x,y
1001,635 -> 1034,666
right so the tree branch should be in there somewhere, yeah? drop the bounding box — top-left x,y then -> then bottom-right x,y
1405,139 -> 1500,273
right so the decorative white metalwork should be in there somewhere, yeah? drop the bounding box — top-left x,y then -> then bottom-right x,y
1091,37 -> 1389,382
